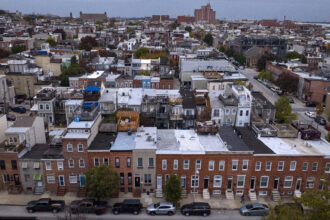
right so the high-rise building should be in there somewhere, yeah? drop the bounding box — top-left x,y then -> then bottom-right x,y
194,3 -> 216,24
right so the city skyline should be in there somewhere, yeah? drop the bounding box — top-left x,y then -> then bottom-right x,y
1,0 -> 330,22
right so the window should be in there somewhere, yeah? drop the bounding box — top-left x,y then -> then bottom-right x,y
209,160 -> 214,171
246,110 -> 249,116
68,159 -> 74,168
138,158 -> 143,167
162,160 -> 167,170
184,160 -> 189,170
79,159 -> 85,168
266,162 -> 272,171
284,176 -> 293,188
0,160 -> 5,170
94,158 -> 100,166
191,175 -> 199,187
11,160 -> 17,170
213,109 -> 219,117
302,162 -> 308,171
232,160 -> 238,170
219,160 -> 225,171
128,173 -> 132,185
312,162 -> 318,171
149,158 -> 154,167
120,173 -> 124,185
45,161 -> 51,170
213,175 -> 222,188
242,160 -> 248,170
2,174 -> 10,183
290,161 -> 296,171
260,176 -> 269,188
47,175 -> 55,184
115,157 -> 120,168
77,144 -> 83,152
307,177 -> 315,188
103,158 -> 109,166
127,157 -> 131,168
278,161 -> 284,171
67,144 -> 73,152
57,161 -> 63,170
173,160 -> 178,170
24,174 -> 30,182
39,104 -> 43,110
69,175 -> 77,184
240,110 -> 243,116
45,104 -> 50,110
196,160 -> 201,170
144,174 -> 152,184
237,175 -> 245,188
325,163 -> 330,173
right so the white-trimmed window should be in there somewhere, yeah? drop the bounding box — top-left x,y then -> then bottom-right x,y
284,176 -> 293,188
79,159 -> 85,168
184,160 -> 189,170
266,161 -> 272,171
196,160 -> 201,170
173,160 -> 178,170
213,175 -> 222,188
57,161 -> 63,171
255,161 -> 261,171
94,158 -> 100,166
232,160 -> 238,170
47,175 -> 55,184
104,158 -> 109,166
242,160 -> 248,170
312,162 -> 318,171
69,175 -> 77,184
39,104 -> 44,110
68,159 -> 74,168
45,161 -> 51,170
67,144 -> 73,152
278,161 -> 284,171
260,176 -> 269,188
219,160 -> 225,171
191,175 -> 199,187
77,144 -> 84,152
237,175 -> 245,188
290,161 -> 296,171
325,163 -> 330,173
307,177 -> 315,188
162,160 -> 167,170
302,162 -> 308,171
209,160 -> 214,171
45,104 -> 50,110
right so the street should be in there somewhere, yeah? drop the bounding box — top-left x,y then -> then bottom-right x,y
0,205 -> 261,220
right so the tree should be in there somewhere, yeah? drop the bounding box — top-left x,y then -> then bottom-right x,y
275,96 -> 297,124
95,20 -> 103,25
265,203 -> 304,220
326,132 -> 330,142
60,63 -> 86,86
46,37 -> 56,47
219,45 -> 226,53
85,165 -> 120,200
276,73 -> 298,94
203,33 -> 213,47
99,50 -> 117,58
79,36 -> 98,51
316,104 -> 324,115
233,53 -> 246,66
184,26 -> 192,32
258,70 -> 273,81
135,47 -> 149,58
11,44 -> 26,54
70,56 -> 77,65
139,70 -> 150,76
284,51 -> 307,64
163,174 -> 182,205
257,54 -> 280,71
0,48 -> 10,59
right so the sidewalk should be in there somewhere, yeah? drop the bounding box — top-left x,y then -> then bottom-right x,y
0,190 -> 293,209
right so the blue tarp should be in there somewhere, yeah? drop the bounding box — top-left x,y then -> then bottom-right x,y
84,86 -> 100,92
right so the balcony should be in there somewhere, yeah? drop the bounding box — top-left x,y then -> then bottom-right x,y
75,102 -> 100,121
183,114 -> 195,120
0,140 -> 26,153
195,121 -> 218,134
252,123 -> 277,137
36,88 -> 56,100
117,110 -> 140,132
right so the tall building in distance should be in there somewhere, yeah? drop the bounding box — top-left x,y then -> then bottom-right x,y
194,3 -> 216,24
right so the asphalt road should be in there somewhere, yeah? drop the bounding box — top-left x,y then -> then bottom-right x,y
0,205 -> 261,220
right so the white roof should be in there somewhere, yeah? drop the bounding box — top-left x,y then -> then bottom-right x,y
63,132 -> 90,139
68,121 -> 94,129
5,127 -> 29,134
65,99 -> 83,106
135,127 -> 157,150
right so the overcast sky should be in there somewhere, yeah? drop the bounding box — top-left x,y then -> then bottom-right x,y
1,0 -> 330,22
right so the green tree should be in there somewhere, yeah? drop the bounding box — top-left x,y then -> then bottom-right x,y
11,44 -> 26,54
46,37 -> 56,47
265,203 -> 304,220
85,165 -> 120,200
163,174 -> 182,205
219,45 -> 226,53
79,36 -> 98,51
326,132 -> 330,142
258,70 -> 273,81
275,96 -> 297,124
95,20 -> 103,25
257,54 -> 280,71
233,53 -> 246,66
184,26 -> 192,32
135,47 -> 149,58
203,33 -> 213,47
276,73 -> 299,94
139,70 -> 150,76
316,103 -> 324,115
60,64 -> 86,86
70,56 -> 77,65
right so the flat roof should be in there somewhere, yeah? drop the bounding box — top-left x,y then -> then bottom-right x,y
21,144 -> 49,159
135,127 -> 157,150
218,126 -> 251,152
88,133 -> 117,151
111,132 -> 136,151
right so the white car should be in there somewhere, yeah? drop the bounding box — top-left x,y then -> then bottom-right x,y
305,111 -> 316,118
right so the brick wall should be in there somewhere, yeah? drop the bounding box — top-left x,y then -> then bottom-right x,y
42,160 -> 65,192
0,153 -> 20,190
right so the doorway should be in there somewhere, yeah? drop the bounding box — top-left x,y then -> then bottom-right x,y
250,176 -> 256,189
13,174 -> 20,186
296,178 -> 302,191
227,176 -> 233,189
135,176 -> 140,187
180,175 -> 186,188
273,177 -> 279,190
203,176 -> 209,189
80,175 -> 86,187
59,175 -> 65,186
157,175 -> 162,189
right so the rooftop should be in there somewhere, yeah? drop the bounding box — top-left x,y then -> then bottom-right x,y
21,144 -> 49,160
135,127 -> 157,150
111,132 -> 136,151
218,126 -> 251,152
88,133 -> 117,151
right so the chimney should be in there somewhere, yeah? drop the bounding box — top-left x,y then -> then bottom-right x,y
70,12 -> 72,19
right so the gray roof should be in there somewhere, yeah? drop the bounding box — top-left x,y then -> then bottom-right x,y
21,144 -> 49,160
89,133 -> 117,151
111,132 -> 136,151
218,126 -> 250,151
12,116 -> 36,127
244,46 -> 263,58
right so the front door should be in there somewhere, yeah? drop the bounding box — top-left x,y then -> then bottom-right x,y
13,174 -> 20,186
296,178 -> 302,190
135,176 -> 140,187
250,177 -> 255,189
157,175 -> 162,189
180,175 -> 186,188
227,176 -> 233,189
59,175 -> 65,186
204,176 -> 209,189
80,175 -> 85,187
273,177 -> 279,189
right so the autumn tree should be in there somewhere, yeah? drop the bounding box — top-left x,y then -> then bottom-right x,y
46,37 -> 56,47
79,36 -> 98,51
135,47 -> 149,58
316,103 -> 324,115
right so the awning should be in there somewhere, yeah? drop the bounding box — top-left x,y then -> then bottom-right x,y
33,174 -> 42,181
21,162 -> 28,169
33,162 -> 40,169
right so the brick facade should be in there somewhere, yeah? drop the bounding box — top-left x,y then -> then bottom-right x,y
42,160 -> 65,192
0,153 -> 20,190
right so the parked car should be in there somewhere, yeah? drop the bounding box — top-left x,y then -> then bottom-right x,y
287,96 -> 294,103
146,202 -> 176,216
112,199 -> 142,215
274,203 -> 304,214
325,124 -> 330,131
15,94 -> 27,104
239,203 -> 269,216
6,114 -> 16,121
10,106 -> 26,114
181,202 -> 211,217
26,198 -> 65,213
314,116 -> 326,125
305,111 -> 316,118
305,101 -> 317,107
253,76 -> 258,80
70,199 -> 107,215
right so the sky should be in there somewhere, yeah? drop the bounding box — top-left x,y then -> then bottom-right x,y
1,0 -> 330,22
